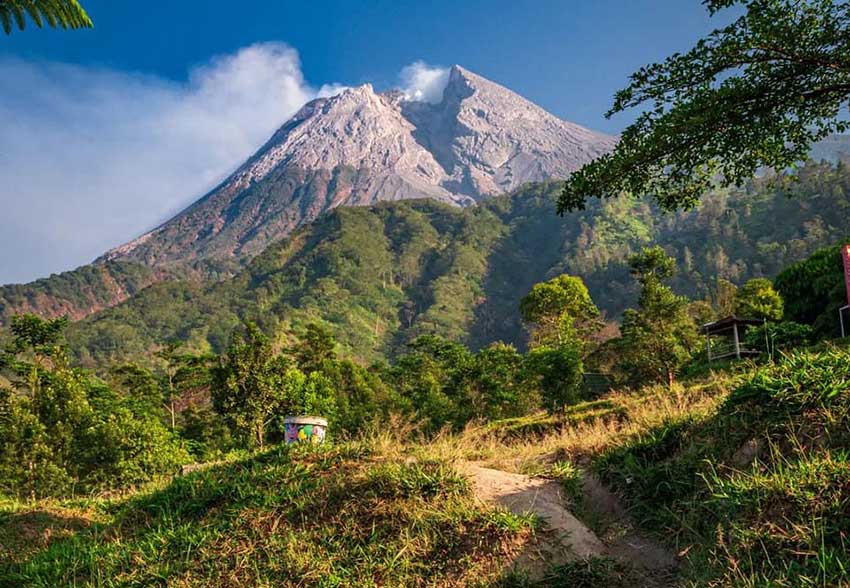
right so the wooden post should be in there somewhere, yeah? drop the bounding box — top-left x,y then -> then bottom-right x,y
705,334 -> 712,364
733,323 -> 741,360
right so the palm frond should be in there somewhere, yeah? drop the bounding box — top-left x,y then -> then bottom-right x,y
0,0 -> 92,34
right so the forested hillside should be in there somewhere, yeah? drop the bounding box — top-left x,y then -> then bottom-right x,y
66,161 -> 850,367
0,262 -> 169,324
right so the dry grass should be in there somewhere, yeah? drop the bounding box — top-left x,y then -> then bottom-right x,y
368,372 -> 737,478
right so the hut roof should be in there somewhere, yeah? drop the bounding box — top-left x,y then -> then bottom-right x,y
700,315 -> 765,335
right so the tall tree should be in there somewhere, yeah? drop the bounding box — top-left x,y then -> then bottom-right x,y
292,323 -> 337,373
710,278 -> 739,319
0,0 -> 92,34
560,0 -> 850,213
519,275 -> 601,348
212,321 -> 292,449
774,242 -> 848,336
519,276 -> 596,411
735,277 -> 784,320
618,247 -> 700,388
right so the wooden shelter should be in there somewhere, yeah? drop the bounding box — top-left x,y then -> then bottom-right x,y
700,315 -> 764,362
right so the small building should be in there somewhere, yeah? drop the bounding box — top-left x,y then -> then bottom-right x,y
700,315 -> 765,362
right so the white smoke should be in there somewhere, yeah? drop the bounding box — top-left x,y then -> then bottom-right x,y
0,50 -> 452,284
316,83 -> 350,98
399,61 -> 449,104
0,43 -> 315,284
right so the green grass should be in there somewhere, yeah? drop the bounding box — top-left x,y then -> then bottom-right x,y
1,443 -> 535,588
6,347 -> 850,587
500,557 -> 645,588
592,346 -> 850,587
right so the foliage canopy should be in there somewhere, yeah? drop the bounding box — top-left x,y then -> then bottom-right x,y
560,0 -> 850,212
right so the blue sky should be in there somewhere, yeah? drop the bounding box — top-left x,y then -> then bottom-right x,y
0,0 -> 732,284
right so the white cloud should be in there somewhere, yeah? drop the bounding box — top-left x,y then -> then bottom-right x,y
399,61 -> 449,104
0,50 -> 451,285
0,43 -> 314,284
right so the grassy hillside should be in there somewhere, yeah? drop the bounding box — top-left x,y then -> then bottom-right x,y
65,161 -> 850,367
432,344 -> 850,587
5,344 -> 849,587
1,443 -> 537,588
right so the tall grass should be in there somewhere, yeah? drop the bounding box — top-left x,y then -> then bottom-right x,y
394,374 -> 734,477
592,347 -> 850,587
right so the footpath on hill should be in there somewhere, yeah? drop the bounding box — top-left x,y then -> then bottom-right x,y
462,463 -> 677,584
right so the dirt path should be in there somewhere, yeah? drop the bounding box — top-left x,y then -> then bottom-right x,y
462,463 -> 677,582
462,464 -> 604,577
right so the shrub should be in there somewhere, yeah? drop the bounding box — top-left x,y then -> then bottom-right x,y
744,321 -> 813,354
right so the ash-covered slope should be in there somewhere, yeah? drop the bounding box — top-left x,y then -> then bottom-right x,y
402,66 -> 615,198
101,66 -> 615,268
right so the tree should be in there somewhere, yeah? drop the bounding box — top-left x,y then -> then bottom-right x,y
710,278 -> 739,319
519,275 -> 599,412
735,278 -> 784,320
1,0 -> 92,34
472,342 -> 539,420
520,275 -> 601,348
180,405 -> 233,460
282,368 -> 337,422
318,358 -> 400,434
523,344 -> 584,412
153,341 -> 215,431
618,247 -> 700,388
559,0 -> 850,213
212,321 -> 292,449
154,341 -> 183,431
292,323 -> 337,373
387,335 -> 476,429
774,242 -> 848,337
0,314 -> 188,498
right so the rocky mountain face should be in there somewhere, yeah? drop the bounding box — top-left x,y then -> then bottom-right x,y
99,65 -> 615,268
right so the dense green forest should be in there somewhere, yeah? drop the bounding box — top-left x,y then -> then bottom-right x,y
62,161 -> 850,367
1,235 -> 824,500
3,237 -> 849,587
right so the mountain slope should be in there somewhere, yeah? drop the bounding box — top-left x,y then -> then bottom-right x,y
0,262 -> 168,324
98,65 -> 614,269
67,162 -> 850,367
0,66 -> 614,326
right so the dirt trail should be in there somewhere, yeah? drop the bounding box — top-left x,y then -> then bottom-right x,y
462,463 -> 677,582
462,464 -> 603,577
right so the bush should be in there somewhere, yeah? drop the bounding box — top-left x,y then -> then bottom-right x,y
744,321 -> 813,354
774,243 -> 848,338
